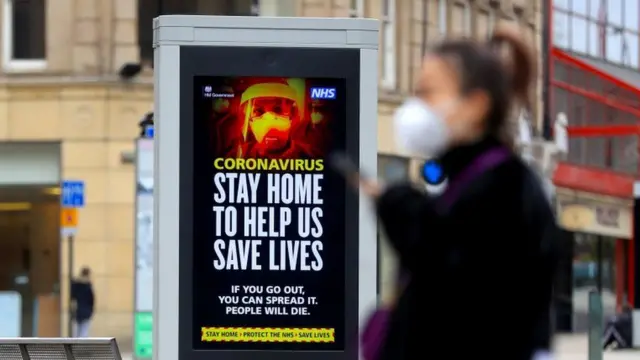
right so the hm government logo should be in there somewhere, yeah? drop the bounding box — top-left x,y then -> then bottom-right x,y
203,86 -> 235,99
310,87 -> 336,100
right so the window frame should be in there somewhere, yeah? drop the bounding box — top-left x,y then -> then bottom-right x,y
438,0 -> 448,36
487,7 -> 496,38
250,0 -> 260,15
380,0 -> 396,89
2,0 -> 47,72
349,0 -> 364,18
462,1 -> 472,36
552,0 -> 640,68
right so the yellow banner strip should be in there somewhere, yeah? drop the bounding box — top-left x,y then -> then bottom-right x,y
201,327 -> 335,343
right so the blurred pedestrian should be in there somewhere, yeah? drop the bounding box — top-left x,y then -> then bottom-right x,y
603,303 -> 633,349
361,24 -> 559,360
71,266 -> 95,337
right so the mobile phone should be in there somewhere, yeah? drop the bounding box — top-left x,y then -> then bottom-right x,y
329,152 -> 372,182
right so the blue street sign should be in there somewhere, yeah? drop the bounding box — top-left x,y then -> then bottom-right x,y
144,126 -> 154,139
422,160 -> 446,185
61,180 -> 85,207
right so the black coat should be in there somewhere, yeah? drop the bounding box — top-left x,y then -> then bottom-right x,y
376,138 -> 559,360
71,277 -> 95,322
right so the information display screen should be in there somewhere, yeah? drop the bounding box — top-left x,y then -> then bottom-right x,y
192,76 -> 347,351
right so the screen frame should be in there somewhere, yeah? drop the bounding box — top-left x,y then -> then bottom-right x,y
191,74 -> 348,351
178,46 -> 361,360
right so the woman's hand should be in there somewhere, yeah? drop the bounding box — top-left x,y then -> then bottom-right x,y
344,172 -> 382,198
360,179 -> 382,198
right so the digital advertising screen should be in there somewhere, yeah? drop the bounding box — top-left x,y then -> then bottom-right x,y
192,76 -> 348,351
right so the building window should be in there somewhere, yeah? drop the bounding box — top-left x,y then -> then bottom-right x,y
349,0 -> 364,17
250,0 -> 260,15
476,8 -> 490,40
463,2 -> 472,36
438,0 -> 448,36
488,7 -> 496,38
452,1 -> 472,37
138,0 -> 259,67
552,0 -> 640,68
381,0 -> 396,88
2,0 -> 46,71
138,0 -> 158,66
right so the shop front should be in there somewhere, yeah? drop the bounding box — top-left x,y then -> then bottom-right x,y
547,0 -> 640,335
555,189 -> 633,331
548,46 -> 640,333
548,46 -> 640,332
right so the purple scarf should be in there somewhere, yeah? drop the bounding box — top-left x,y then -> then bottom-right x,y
360,147 -> 510,360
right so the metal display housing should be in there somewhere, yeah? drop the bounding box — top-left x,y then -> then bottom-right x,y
153,15 -> 379,360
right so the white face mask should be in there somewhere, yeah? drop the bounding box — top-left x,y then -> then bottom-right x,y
393,98 -> 451,157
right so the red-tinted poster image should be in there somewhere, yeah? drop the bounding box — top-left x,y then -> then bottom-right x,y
200,77 -> 342,159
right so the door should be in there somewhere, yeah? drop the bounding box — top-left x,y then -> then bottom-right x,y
554,229 -> 573,332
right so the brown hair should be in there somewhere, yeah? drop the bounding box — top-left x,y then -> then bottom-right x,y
432,24 -> 536,147
80,266 -> 91,277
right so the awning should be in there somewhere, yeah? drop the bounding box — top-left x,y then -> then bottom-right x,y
553,48 -> 640,100
553,162 -> 634,199
572,52 -> 640,90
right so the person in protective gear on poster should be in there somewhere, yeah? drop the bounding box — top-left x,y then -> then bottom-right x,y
237,81 -> 326,159
360,24 -> 560,360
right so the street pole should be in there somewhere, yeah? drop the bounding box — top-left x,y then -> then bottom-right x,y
588,290 -> 603,360
68,234 -> 74,337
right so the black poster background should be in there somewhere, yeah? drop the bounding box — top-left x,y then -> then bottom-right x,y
191,76 -> 347,351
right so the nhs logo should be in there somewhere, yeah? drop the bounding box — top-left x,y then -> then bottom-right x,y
310,87 -> 336,100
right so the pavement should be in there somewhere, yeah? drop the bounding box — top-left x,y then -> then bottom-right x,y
117,335 -> 640,360
555,334 -> 639,360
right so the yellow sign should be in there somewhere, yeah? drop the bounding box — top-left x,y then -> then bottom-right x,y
201,327 -> 335,343
61,208 -> 79,227
556,193 -> 632,239
559,204 -> 594,230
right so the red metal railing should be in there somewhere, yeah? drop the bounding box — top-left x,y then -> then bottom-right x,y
550,48 -> 640,177
551,48 -> 640,138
